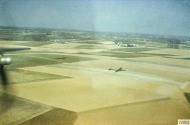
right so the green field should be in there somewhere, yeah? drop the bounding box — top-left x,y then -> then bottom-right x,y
181,58 -> 190,60
7,53 -> 94,69
98,51 -> 149,58
8,69 -> 70,84
94,50 -> 176,58
16,41 -> 52,47
75,44 -> 98,49
112,47 -> 157,53
0,93 -> 51,125
0,40 -> 52,47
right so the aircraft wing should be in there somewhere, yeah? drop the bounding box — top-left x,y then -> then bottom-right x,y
0,47 -> 30,54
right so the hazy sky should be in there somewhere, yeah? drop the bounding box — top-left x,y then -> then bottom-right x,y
0,0 -> 190,36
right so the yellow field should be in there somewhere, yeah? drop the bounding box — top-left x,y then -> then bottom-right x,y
1,41 -> 190,125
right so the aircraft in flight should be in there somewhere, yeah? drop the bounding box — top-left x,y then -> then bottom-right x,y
108,67 -> 126,72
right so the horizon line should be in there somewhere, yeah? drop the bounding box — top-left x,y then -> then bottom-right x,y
0,25 -> 190,39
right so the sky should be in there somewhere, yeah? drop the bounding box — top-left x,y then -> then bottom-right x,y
0,0 -> 190,36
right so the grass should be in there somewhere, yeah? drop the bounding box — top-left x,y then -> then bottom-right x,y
181,44 -> 190,49
96,51 -> 149,58
0,40 -> 51,47
75,52 -> 91,55
6,53 -> 94,69
112,47 -> 157,53
0,40 -> 22,45
78,40 -> 101,44
8,69 -> 70,84
163,56 -> 190,60
181,58 -> 190,60
16,41 -> 52,47
75,44 -> 97,49
140,53 -> 176,57
0,92 -> 50,125
94,50 -> 176,59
